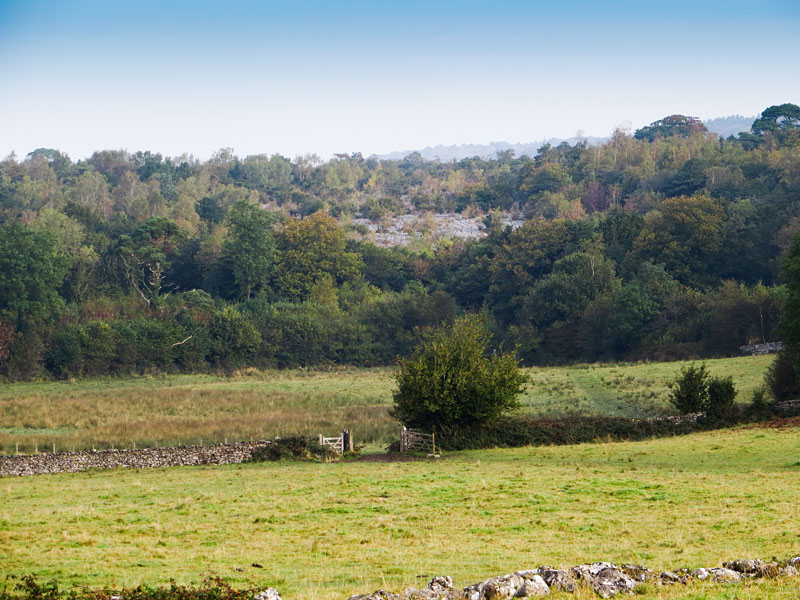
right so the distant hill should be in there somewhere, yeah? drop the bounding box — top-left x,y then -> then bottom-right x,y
378,115 -> 757,161
377,137 -> 607,161
704,115 -> 755,138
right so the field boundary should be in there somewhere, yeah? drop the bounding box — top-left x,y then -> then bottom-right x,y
0,440 -> 270,478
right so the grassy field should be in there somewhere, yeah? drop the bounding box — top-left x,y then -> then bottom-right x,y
1,424 -> 799,599
0,355 -> 773,454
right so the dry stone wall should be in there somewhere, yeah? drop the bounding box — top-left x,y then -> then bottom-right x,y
0,440 -> 270,477
350,557 -> 800,600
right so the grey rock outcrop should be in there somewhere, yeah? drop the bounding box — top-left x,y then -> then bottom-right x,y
349,577 -> 461,600
351,556 -> 800,600
428,577 -> 454,595
658,571 -> 684,584
536,568 -> 575,593
514,572 -> 550,597
464,571 -> 549,600
723,558 -> 766,574
254,589 -> 282,600
702,568 -> 741,582
619,564 -> 657,584
349,592 -> 400,600
570,563 -> 636,598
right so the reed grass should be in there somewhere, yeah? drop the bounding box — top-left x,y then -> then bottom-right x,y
0,355 -> 773,454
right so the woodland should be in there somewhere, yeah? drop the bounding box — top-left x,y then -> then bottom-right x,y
1,104 -> 799,380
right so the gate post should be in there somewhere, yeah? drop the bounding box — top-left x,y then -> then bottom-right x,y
342,429 -> 353,453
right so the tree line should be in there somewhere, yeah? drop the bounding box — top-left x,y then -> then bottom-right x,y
0,103 -> 798,380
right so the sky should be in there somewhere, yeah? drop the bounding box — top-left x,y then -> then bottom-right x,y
1,0 -> 799,161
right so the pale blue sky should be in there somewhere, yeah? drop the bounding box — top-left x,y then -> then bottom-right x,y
1,0 -> 798,160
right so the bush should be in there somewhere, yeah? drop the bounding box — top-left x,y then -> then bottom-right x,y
745,387 -> 774,421
669,363 -> 709,413
765,349 -> 800,401
669,362 -> 737,420
706,376 -> 737,421
440,415 -> 704,451
390,315 -> 528,435
208,307 -> 261,369
248,436 -> 336,462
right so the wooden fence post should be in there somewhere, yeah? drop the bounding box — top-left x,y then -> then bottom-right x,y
342,429 -> 354,453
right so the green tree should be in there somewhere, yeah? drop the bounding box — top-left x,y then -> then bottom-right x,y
634,114 -> 708,141
780,233 -> 800,356
772,233 -> 800,400
524,249 -> 620,328
274,211 -> 362,300
669,363 -> 737,418
751,103 -> 800,135
390,315 -> 528,435
223,200 -> 278,299
629,195 -> 724,286
31,208 -> 99,302
115,217 -> 185,309
488,219 -> 579,323
208,307 -> 261,368
706,376 -> 737,421
0,222 -> 68,326
669,363 -> 709,414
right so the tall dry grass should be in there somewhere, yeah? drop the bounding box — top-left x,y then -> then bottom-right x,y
0,355 -> 773,454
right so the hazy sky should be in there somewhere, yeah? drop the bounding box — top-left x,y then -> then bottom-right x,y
1,0 -> 799,160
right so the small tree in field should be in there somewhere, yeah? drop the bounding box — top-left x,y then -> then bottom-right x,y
390,315 -> 528,435
669,363 -> 709,414
669,362 -> 737,420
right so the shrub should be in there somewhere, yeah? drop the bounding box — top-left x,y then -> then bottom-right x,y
669,362 -> 738,419
248,436 -> 336,462
208,307 -> 261,369
391,315 -> 528,435
440,415 -> 704,451
765,349 -> 800,401
669,363 -> 709,414
745,387 -> 774,421
46,324 -> 87,377
706,376 -> 737,421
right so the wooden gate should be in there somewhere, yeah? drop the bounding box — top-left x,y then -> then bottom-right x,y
400,427 -> 436,454
318,430 -> 354,454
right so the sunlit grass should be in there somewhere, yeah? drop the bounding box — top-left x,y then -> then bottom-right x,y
0,355 -> 773,454
1,425 -> 798,599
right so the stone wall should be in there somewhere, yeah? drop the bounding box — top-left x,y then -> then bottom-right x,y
775,399 -> 800,416
350,557 -> 800,600
0,440 -> 270,477
740,341 -> 783,355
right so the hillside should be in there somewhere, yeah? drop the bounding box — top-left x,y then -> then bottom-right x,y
0,103 -> 798,380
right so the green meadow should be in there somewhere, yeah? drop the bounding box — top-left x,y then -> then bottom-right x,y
1,425 -> 799,599
0,355 -> 773,454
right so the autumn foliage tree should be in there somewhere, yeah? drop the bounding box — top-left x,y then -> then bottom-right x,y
274,211 -> 362,300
